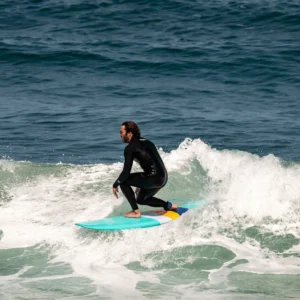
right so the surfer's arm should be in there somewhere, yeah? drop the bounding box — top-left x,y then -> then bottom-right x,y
113,147 -> 134,188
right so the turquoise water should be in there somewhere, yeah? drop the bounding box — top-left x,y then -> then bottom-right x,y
1,0 -> 300,299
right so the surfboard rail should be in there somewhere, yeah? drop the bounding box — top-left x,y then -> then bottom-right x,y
75,200 -> 205,231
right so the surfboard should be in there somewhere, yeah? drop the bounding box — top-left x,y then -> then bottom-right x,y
75,200 -> 205,231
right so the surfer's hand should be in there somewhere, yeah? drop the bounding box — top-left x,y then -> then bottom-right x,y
112,187 -> 119,199
135,187 -> 140,195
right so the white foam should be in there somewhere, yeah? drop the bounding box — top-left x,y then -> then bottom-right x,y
162,138 -> 300,226
0,158 -> 17,173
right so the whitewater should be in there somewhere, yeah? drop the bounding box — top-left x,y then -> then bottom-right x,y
1,139 -> 299,299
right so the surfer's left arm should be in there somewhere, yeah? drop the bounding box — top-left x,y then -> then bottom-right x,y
113,146 -> 134,190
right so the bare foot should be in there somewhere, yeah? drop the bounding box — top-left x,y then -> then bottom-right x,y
124,210 -> 141,218
166,202 -> 178,211
170,203 -> 178,210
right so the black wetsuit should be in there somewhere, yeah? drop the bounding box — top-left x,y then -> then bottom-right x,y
113,137 -> 169,211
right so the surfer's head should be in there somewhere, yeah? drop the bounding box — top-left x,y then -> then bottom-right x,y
120,121 -> 141,143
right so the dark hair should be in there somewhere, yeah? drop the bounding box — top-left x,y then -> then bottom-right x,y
122,121 -> 141,138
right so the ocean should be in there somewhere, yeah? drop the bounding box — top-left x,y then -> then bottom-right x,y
1,0 -> 300,299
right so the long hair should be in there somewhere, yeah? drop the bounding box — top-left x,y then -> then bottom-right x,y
122,121 -> 141,138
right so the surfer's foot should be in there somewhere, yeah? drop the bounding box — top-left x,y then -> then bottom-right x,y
166,201 -> 177,211
124,210 -> 141,218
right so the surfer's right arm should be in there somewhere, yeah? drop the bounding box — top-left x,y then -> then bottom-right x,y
113,146 -> 134,189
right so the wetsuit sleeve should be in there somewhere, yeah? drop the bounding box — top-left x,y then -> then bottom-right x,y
113,146 -> 134,188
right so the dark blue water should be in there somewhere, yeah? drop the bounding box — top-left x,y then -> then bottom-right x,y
1,0 -> 300,164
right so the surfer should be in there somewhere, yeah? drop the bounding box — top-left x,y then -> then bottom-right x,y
112,121 -> 177,218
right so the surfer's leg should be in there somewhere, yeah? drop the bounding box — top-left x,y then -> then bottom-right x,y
136,188 -> 165,208
119,182 -> 141,217
119,189 -> 140,217
124,173 -> 162,189
121,173 -> 177,211
119,173 -> 144,212
136,188 -> 177,210
119,184 -> 139,211
119,173 -> 150,218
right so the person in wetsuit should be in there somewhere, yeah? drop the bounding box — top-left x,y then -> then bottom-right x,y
112,121 -> 177,218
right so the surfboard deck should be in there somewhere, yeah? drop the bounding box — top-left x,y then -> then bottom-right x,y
75,200 -> 205,231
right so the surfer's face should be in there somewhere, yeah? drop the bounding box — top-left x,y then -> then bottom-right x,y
120,125 -> 132,143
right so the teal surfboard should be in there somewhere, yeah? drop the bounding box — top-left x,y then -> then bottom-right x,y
75,200 -> 205,231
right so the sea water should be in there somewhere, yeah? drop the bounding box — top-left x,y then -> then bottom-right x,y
1,0 -> 300,299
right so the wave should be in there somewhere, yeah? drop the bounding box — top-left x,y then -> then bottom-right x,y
1,138 -> 299,242
1,138 -> 300,298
